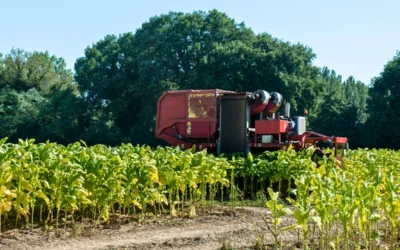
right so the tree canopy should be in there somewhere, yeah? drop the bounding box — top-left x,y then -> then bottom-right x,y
0,48 -> 80,143
365,51 -> 400,149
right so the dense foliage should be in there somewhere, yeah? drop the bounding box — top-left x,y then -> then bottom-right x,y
0,48 -> 84,144
365,51 -> 400,149
0,138 -> 400,249
0,138 -> 233,232
236,147 -> 400,249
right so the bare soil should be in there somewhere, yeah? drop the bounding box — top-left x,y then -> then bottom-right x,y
0,206 -> 301,250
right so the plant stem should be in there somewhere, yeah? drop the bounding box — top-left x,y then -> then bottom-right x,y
31,201 -> 34,231
56,207 -> 60,235
64,209 -> 67,235
320,225 -> 324,250
40,204 -> 42,223
303,228 -> 308,250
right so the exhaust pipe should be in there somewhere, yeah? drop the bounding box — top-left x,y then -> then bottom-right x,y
284,102 -> 290,118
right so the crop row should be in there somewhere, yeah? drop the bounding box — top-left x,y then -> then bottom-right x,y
0,138 -> 400,249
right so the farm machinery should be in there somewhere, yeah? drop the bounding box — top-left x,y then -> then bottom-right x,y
155,89 -> 348,159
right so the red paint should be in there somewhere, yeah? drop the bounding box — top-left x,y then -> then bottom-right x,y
155,89 -> 348,158
155,89 -> 235,146
255,120 -> 289,134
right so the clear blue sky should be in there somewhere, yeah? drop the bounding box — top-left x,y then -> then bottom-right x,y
1,0 -> 399,85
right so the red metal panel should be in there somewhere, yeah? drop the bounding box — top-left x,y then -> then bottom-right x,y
158,94 -> 186,126
335,137 -> 347,144
255,120 -> 289,134
155,89 -> 232,146
189,122 -> 213,138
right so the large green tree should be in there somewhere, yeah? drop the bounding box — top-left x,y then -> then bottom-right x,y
365,51 -> 400,149
0,87 -> 45,141
0,48 -> 79,143
0,49 -> 73,93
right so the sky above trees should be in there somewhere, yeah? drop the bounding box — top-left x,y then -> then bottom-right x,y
1,0 -> 399,85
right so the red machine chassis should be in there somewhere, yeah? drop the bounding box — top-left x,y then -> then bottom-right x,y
155,89 -> 348,157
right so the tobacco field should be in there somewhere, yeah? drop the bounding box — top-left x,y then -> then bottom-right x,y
0,138 -> 400,249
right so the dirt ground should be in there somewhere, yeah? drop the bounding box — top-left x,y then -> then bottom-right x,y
0,206 -> 301,250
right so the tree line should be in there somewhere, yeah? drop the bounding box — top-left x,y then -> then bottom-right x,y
0,10 -> 399,149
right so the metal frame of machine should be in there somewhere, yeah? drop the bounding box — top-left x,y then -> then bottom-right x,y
155,89 -> 348,158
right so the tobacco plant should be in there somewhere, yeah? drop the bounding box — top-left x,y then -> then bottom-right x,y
0,137 -> 400,250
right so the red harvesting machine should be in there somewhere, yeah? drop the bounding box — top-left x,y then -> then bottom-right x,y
155,89 -> 348,158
